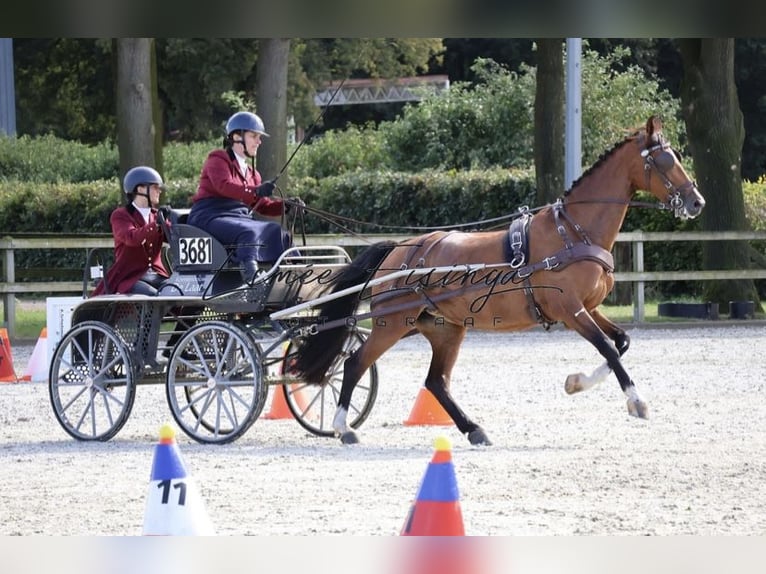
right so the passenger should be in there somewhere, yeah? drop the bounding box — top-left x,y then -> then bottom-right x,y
92,166 -> 170,296
187,110 -> 292,284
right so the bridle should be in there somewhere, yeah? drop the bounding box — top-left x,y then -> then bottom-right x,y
641,140 -> 697,218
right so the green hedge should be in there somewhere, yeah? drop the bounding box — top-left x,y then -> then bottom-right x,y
0,168 -> 536,235
2,167 -> 763,238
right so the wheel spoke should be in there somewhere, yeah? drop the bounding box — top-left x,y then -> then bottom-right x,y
49,321 -> 135,442
166,321 -> 264,444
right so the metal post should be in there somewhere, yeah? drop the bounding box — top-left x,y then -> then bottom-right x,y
0,38 -> 16,137
2,245 -> 15,338
632,239 -> 645,323
565,38 -> 582,190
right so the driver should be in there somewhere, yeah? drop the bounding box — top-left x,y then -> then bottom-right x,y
187,110 -> 292,284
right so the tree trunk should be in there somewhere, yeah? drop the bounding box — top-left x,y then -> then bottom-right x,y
256,38 -> 290,190
150,39 -> 163,173
534,38 -> 565,205
115,38 -> 157,186
679,39 -> 761,311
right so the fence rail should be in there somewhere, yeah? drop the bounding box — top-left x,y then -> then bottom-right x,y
2,231 -> 765,339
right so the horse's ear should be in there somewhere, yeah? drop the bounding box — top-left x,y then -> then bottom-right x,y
646,115 -> 663,140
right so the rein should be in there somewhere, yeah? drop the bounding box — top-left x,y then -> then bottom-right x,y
293,196 -> 668,240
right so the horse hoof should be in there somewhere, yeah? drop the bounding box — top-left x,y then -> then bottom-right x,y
340,431 -> 359,445
468,428 -> 492,446
627,399 -> 649,419
565,373 -> 585,394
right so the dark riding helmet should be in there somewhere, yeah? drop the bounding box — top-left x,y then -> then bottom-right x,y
123,166 -> 164,195
225,111 -> 269,138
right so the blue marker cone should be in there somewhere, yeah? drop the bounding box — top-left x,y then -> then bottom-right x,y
142,424 -> 215,536
401,436 -> 465,536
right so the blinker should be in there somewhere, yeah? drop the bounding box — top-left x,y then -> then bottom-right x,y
653,150 -> 675,172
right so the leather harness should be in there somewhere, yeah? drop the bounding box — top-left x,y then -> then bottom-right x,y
307,202 -> 615,334
505,201 -> 614,329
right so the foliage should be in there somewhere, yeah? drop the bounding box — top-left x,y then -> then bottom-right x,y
0,134 -> 215,183
13,39 -> 115,143
291,167 -> 536,234
289,49 -> 684,177
296,38 -> 442,83
382,58 -> 535,171
0,134 -> 118,183
735,40 -> 766,181
0,179 -> 196,235
743,176 -> 766,231
10,38 -> 766,183
0,169 -> 534,237
288,125 -> 390,179
11,38 -> 442,145
577,44 -> 684,165
156,38 -> 260,141
162,140 -> 216,180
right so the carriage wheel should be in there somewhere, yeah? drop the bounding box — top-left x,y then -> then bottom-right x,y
281,328 -> 378,437
48,321 -> 136,441
166,321 -> 267,444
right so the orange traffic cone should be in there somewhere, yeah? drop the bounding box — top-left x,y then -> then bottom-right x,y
20,327 -> 48,382
142,424 -> 215,536
404,388 -> 452,426
263,385 -> 310,420
0,327 -> 18,383
401,436 -> 465,536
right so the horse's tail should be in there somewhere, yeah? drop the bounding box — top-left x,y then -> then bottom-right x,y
292,240 -> 397,383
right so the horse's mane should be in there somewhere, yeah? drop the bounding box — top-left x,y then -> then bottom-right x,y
564,128 -> 644,196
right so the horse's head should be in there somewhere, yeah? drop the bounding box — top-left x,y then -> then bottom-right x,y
638,116 -> 705,219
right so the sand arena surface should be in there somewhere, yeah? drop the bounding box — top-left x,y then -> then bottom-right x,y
2,324 -> 765,535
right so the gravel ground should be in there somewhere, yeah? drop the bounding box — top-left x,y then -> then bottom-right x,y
1,323 -> 765,535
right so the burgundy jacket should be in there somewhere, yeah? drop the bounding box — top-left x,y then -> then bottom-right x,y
192,149 -> 284,217
92,204 -> 169,296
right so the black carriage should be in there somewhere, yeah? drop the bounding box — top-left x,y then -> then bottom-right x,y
48,208 -> 378,444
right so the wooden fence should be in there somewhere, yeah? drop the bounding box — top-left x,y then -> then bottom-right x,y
2,231 -> 765,339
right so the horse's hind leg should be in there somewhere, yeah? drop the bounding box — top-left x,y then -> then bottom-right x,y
417,316 -> 492,446
333,324 -> 411,444
564,307 -> 648,419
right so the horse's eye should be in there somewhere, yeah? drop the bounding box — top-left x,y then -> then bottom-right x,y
653,150 -> 675,171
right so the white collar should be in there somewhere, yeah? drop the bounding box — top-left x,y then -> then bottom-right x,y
234,152 -> 249,175
132,202 -> 152,223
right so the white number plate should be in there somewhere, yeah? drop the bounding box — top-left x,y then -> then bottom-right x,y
179,237 -> 212,266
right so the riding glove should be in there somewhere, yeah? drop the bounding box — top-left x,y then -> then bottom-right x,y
254,180 -> 276,198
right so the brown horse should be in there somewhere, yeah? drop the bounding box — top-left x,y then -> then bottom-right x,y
292,115 -> 705,446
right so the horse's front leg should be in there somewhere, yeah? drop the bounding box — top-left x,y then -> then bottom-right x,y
591,306 -> 630,356
565,306 -> 631,393
564,306 -> 648,419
